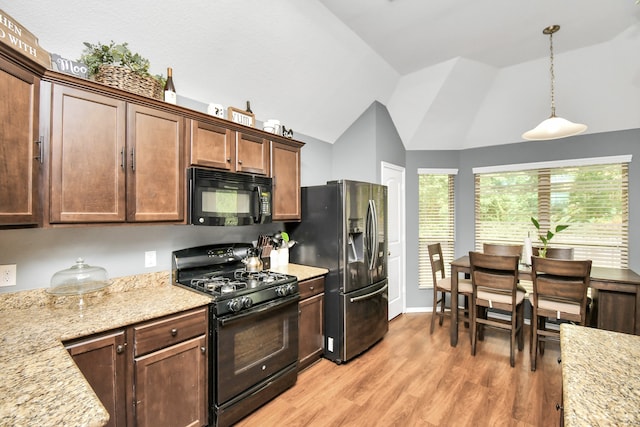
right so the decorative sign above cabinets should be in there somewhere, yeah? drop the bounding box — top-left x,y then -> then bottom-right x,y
228,106 -> 255,127
0,9 -> 51,69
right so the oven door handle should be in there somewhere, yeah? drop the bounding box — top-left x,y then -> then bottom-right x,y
349,284 -> 388,303
219,294 -> 299,326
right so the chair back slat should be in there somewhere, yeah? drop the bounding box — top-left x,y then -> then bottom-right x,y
428,243 -> 446,282
483,243 -> 523,257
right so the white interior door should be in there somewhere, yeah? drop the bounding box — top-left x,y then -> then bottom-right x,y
381,162 -> 405,320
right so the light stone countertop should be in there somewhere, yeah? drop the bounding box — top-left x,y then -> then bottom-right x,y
0,271 -> 211,427
560,324 -> 640,426
0,264 -> 327,426
270,263 -> 329,281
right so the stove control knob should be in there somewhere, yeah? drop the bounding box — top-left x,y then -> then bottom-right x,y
276,284 -> 295,296
241,296 -> 253,309
227,298 -> 243,312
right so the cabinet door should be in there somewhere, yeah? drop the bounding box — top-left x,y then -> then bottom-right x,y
189,119 -> 234,171
271,141 -> 301,221
50,85 -> 126,223
134,335 -> 207,427
236,131 -> 269,175
0,58 -> 41,226
127,104 -> 184,222
66,330 -> 127,427
299,292 -> 324,371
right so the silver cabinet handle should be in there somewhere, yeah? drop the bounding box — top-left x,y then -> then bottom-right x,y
34,137 -> 44,164
130,148 -> 136,171
170,328 -> 177,337
200,346 -> 206,354
116,344 -> 125,354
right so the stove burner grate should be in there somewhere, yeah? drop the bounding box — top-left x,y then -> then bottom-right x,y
189,276 -> 248,295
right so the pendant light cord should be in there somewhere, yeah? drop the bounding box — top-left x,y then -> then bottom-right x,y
549,31 -> 556,118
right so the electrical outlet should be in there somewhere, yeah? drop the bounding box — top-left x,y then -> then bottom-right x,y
0,264 -> 17,287
144,251 -> 157,268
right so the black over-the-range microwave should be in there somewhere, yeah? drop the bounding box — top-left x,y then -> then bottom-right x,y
187,167 -> 272,226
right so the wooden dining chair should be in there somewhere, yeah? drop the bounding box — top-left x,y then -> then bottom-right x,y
428,243 -> 473,335
469,251 -> 525,367
530,256 -> 591,371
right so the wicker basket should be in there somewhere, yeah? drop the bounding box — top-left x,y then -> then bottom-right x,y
94,65 -> 163,100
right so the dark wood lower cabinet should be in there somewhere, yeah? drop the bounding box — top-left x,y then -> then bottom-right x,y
134,335 -> 207,427
65,330 -> 127,427
298,276 -> 325,371
65,307 -> 208,427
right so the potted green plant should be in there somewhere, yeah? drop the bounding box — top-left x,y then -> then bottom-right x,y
530,217 -> 570,257
79,41 -> 165,99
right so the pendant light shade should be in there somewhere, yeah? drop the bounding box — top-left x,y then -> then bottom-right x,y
522,25 -> 587,141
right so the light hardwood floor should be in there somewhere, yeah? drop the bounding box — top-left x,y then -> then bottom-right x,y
235,313 -> 563,427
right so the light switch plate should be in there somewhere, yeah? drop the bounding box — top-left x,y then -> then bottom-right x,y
0,264 -> 17,287
144,251 -> 157,268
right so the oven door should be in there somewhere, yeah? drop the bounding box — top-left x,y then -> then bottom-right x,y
215,294 -> 299,405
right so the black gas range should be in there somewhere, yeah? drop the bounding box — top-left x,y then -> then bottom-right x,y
172,243 -> 298,315
171,243 -> 300,427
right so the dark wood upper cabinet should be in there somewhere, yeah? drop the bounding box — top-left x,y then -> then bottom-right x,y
236,131 -> 270,175
126,104 -> 184,222
48,84 -> 184,224
189,119 -> 234,171
0,56 -> 41,226
49,84 -> 127,223
271,140 -> 302,221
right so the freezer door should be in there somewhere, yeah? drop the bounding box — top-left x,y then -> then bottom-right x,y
341,280 -> 389,362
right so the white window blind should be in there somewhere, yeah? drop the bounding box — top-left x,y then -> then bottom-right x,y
474,161 -> 629,270
418,172 -> 456,288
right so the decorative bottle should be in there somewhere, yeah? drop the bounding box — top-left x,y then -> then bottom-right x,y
164,67 -> 177,104
523,232 -> 533,265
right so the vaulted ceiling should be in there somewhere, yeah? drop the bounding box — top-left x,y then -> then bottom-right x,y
3,0 -> 639,150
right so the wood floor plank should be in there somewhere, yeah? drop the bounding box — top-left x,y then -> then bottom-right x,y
235,313 -> 563,427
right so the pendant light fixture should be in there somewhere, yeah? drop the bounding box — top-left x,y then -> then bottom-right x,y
522,25 -> 587,141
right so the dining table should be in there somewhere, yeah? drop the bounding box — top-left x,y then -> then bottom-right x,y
449,255 -> 640,347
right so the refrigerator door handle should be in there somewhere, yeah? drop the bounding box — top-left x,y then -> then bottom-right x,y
366,200 -> 375,270
350,283 -> 388,303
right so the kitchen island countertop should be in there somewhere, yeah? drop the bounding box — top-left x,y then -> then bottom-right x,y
561,324 -> 640,426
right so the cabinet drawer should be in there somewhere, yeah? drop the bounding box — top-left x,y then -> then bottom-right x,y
299,276 -> 325,300
134,307 -> 207,356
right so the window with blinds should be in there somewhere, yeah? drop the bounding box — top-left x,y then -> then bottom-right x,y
418,171 -> 456,288
474,159 -> 629,271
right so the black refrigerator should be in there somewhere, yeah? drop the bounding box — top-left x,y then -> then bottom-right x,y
287,180 -> 388,364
